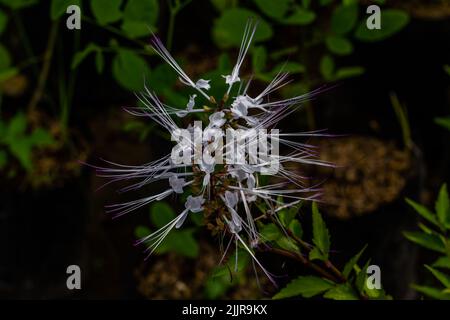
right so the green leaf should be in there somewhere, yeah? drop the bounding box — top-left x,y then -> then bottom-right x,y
0,0 -> 37,9
7,112 -> 26,137
252,0 -> 291,20
320,54 -> 334,81
213,8 -> 273,48
9,140 -> 32,170
311,202 -> 330,261
288,219 -> 303,239
91,0 -> 122,25
71,43 -> 101,70
343,244 -> 367,278
121,0 -> 159,38
112,49 -> 150,91
325,35 -> 353,56
425,265 -> 450,288
436,184 -> 450,228
276,237 -> 299,252
284,8 -> 316,25
355,10 -> 410,42
51,0 -> 81,20
29,128 -> 55,147
260,223 -> 281,241
403,231 -> 446,253
165,229 -> 199,258
334,66 -> 364,80
0,43 -> 12,70
252,46 -> 267,73
273,276 -> 335,299
0,9 -> 8,34
309,247 -> 323,261
354,260 -> 372,294
323,283 -> 358,300
435,117 -> 450,131
433,256 -> 450,270
406,197 -> 440,228
331,4 -> 358,35
135,225 -> 151,238
0,68 -> 18,82
150,202 -> 176,228
212,250 -> 249,278
412,284 -> 450,300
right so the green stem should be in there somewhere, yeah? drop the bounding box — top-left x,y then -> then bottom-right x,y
13,11 -> 39,77
166,0 -> 192,51
27,21 -> 59,115
82,16 -> 152,51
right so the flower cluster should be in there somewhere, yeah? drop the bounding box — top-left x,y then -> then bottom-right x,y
94,19 -> 332,284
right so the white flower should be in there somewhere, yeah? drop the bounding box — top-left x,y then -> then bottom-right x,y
169,174 -> 186,194
94,19 -> 332,286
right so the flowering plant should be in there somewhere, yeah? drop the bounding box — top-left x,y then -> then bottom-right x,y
92,19 -> 389,299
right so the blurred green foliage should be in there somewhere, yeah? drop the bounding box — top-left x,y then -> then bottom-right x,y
404,184 -> 450,299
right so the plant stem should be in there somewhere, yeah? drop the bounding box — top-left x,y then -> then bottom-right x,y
269,214 -> 346,283
82,16 -> 153,51
13,11 -> 39,78
27,21 -> 59,117
266,247 -> 339,283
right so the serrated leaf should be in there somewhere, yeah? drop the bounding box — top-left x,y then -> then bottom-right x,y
436,184 -> 450,228
355,9 -> 409,42
331,4 -> 358,35
273,276 -> 334,299
213,8 -> 273,48
323,283 -> 358,300
425,265 -> 450,288
260,223 -> 282,242
355,260 -> 370,293
150,202 -> 176,228
288,219 -> 303,238
91,0 -> 122,25
343,244 -> 367,278
325,35 -> 353,55
403,231 -> 446,253
276,237 -> 299,252
311,202 -> 330,261
406,197 -> 439,228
